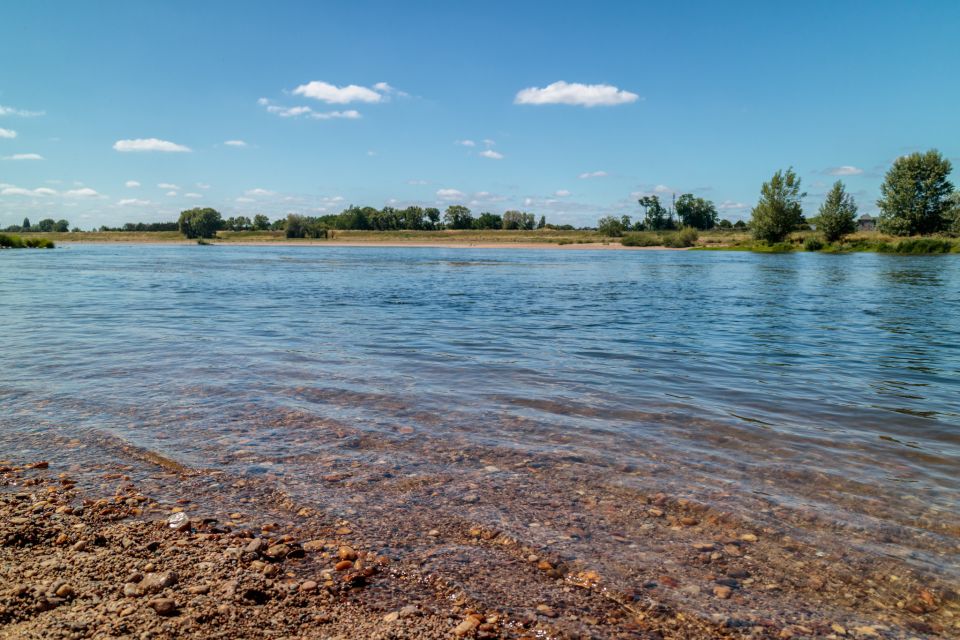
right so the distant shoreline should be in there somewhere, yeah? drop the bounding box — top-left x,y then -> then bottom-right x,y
57,239 -> 687,250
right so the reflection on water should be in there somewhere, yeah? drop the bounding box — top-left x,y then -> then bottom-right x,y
2,245 -> 959,581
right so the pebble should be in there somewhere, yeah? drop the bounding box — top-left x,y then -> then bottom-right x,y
398,605 -> 420,618
740,533 -> 758,542
55,584 -> 75,598
536,604 -> 557,618
453,616 -> 480,636
299,580 -> 318,593
713,585 -> 732,599
148,598 -> 177,616
427,529 -> 440,537
383,611 -> 400,623
335,560 -> 354,571
337,546 -> 357,561
264,544 -> 290,560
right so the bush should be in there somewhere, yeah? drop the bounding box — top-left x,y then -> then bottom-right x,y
0,233 -> 54,249
620,232 -> 660,247
804,237 -> 824,251
597,216 -> 624,237
660,227 -> 699,248
882,238 -> 956,254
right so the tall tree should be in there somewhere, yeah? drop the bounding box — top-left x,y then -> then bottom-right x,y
638,196 -> 674,230
750,168 -> 806,243
675,194 -> 718,230
178,208 -> 223,238
443,205 -> 474,229
22,217 -> 31,230
877,150 -> 954,236
816,181 -> 857,242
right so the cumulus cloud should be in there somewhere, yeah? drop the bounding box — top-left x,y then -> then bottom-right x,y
262,101 -> 361,120
824,165 -> 864,176
118,198 -> 151,206
125,180 -> 141,188
224,140 -> 248,147
0,104 -> 45,117
437,188 -> 465,200
65,187 -> 100,198
578,170 -> 608,179
245,188 -> 275,196
1,185 -> 56,196
292,81 -> 383,104
157,183 -> 179,190
184,193 -> 202,198
718,200 -> 747,210
515,81 -> 639,107
479,149 -> 504,160
0,128 -> 16,138
372,82 -> 409,98
235,197 -> 255,203
555,189 -> 571,197
455,139 -> 476,147
653,184 -> 672,193
165,191 -> 178,197
3,153 -> 43,160
113,138 -> 191,153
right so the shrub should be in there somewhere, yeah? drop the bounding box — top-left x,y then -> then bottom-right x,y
804,237 -> 824,251
883,238 -> 956,254
660,227 -> 699,248
0,233 -> 54,249
620,232 -> 660,247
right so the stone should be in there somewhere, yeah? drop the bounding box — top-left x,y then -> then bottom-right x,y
337,546 -> 357,561
123,583 -> 144,598
55,584 -> 75,598
454,616 -> 480,636
383,611 -> 400,622
713,585 -> 732,599
303,539 -> 325,552
299,580 -> 318,593
335,560 -> 354,571
140,571 -> 178,594
536,604 -> 557,617
148,598 -> 177,616
399,605 -> 419,618
264,544 -> 290,560
244,538 -> 268,554
740,533 -> 758,542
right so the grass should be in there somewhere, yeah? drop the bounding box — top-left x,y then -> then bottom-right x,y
0,233 -> 55,249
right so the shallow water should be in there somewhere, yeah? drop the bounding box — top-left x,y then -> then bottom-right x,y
2,244 -> 959,590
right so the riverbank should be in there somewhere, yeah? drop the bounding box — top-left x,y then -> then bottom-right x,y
2,452 -> 955,639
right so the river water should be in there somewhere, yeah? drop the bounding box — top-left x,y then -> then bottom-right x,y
2,244 -> 958,628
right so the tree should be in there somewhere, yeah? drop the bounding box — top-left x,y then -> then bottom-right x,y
36,218 -> 57,232
253,214 -> 270,231
638,196 -> 674,230
22,217 -> 30,231
502,210 -> 535,230
178,208 -> 223,238
424,208 -> 441,229
877,150 -> 954,236
54,219 -> 70,232
537,215 -> 546,229
816,181 -> 858,242
597,215 -> 624,236
475,212 -> 503,229
948,193 -> 960,235
400,206 -> 426,230
443,205 -> 474,229
750,168 -> 806,243
675,194 -> 718,230
718,219 -> 733,229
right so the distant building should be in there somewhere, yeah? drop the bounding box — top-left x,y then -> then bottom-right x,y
857,214 -> 877,232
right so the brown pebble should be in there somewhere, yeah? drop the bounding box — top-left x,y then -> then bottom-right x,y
335,560 -> 354,571
713,585 -> 732,599
383,611 -> 400,622
337,546 -> 357,561
680,517 -> 699,526
453,616 -> 480,636
148,598 -> 177,616
55,584 -> 75,598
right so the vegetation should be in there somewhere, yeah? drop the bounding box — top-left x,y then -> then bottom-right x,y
877,150 -> 954,236
750,168 -> 806,243
285,214 -> 328,238
638,195 -> 676,231
816,181 -> 858,242
0,233 -> 55,249
675,194 -> 718,230
803,237 -> 824,251
178,208 -> 223,239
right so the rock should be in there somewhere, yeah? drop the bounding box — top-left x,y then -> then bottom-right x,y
454,616 -> 480,636
383,611 -> 400,622
148,598 -> 177,616
264,544 -> 290,560
337,546 -> 357,561
140,571 -> 178,594
244,538 -> 268,554
123,583 -> 144,598
335,560 -> 354,571
167,512 -> 190,532
187,585 -> 210,595
694,542 -> 715,551
680,517 -> 699,526
72,540 -> 88,552
427,529 -> 440,537
55,584 -> 75,598
536,604 -> 557,618
740,533 -> 758,542
713,585 -> 732,599
299,580 -> 318,593
398,605 -> 420,618
831,623 -> 847,635
853,627 -> 878,638
723,544 -> 743,557
303,539 -> 325,552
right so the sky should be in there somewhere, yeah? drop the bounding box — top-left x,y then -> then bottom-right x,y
1,1 -> 958,229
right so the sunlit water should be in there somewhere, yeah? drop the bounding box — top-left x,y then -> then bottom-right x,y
2,244 -> 959,583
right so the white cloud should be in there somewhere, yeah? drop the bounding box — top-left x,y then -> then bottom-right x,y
555,189 -> 571,197
0,128 -> 16,138
263,102 -> 361,120
235,197 -> 255,203
825,165 -> 864,176
292,81 -> 383,104
578,170 -> 608,179
118,198 -> 151,206
515,81 -> 640,107
65,187 -> 99,198
718,200 -> 747,210
455,139 -> 476,147
33,188 -> 57,196
245,188 -> 275,196
196,183 -> 211,189
125,180 -> 141,188
184,192 -> 202,198
311,110 -> 360,120
479,149 -> 504,160
165,191 -> 178,197
653,184 -> 672,193
224,140 -> 248,147
437,188 -> 465,200
483,139 -> 496,147
113,138 -> 191,153
157,183 -> 180,190
0,104 -> 44,117
256,97 -> 270,106
0,185 -> 55,196
3,153 -> 43,160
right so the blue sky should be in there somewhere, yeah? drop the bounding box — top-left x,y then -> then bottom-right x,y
1,1 -> 958,228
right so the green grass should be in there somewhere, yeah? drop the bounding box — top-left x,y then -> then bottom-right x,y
0,233 -> 55,249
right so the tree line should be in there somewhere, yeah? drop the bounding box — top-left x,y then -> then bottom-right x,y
3,217 -> 71,233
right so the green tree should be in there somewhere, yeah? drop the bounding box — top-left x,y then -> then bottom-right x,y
675,194 -> 718,230
750,168 -> 806,243
718,219 -> 733,229
178,207 -> 223,238
816,181 -> 858,242
424,208 -> 441,229
400,206 -> 425,230
537,215 -> 546,229
253,214 -> 270,230
638,196 -> 674,231
877,150 -> 954,236
443,205 -> 474,229
475,212 -> 503,229
22,217 -> 30,231
948,193 -> 960,235
502,210 -> 535,230
596,215 -> 624,236
54,219 -> 70,232
36,218 -> 56,232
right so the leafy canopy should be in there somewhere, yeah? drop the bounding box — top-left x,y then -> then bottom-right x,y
750,168 -> 806,243
877,150 -> 954,236
816,181 -> 858,242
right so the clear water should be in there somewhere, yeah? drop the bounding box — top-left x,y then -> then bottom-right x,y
2,244 -> 959,584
